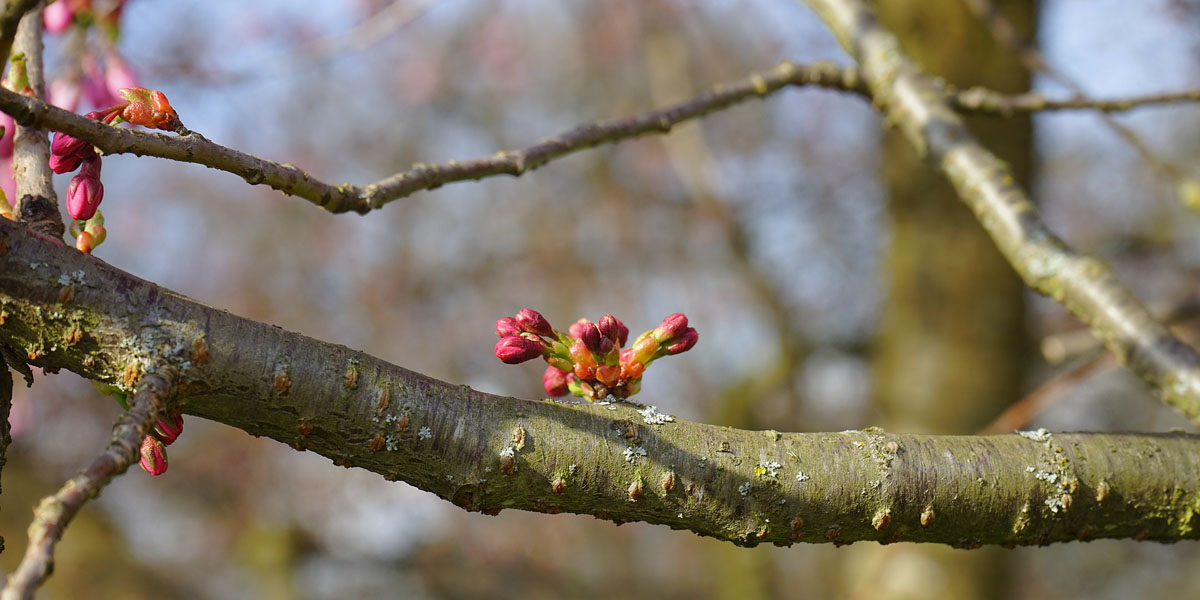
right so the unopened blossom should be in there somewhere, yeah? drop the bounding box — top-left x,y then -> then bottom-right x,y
494,335 -> 544,364
139,435 -> 168,476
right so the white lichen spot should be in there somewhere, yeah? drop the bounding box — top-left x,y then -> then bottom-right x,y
1030,469 -> 1058,484
418,426 -> 433,440
755,460 -> 782,479
796,471 -> 810,482
606,405 -> 617,411
623,445 -> 648,464
445,474 -> 454,481
738,482 -> 752,497
1017,428 -> 1052,442
639,405 -> 675,425
568,464 -> 578,475
499,446 -> 516,458
385,434 -> 399,452
1044,496 -> 1067,513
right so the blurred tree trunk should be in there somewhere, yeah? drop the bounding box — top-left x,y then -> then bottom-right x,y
850,1 -> 1035,599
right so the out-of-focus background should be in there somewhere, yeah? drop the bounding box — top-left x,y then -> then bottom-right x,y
5,0 -> 1200,598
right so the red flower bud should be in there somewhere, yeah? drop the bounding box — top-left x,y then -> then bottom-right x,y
515,308 -> 553,336
653,313 -> 688,342
494,335 -> 544,364
118,87 -> 180,131
598,314 -> 629,347
66,158 -> 104,220
51,130 -> 90,159
542,366 -> 571,397
495,317 -> 522,338
139,435 -> 168,476
49,151 -> 83,174
154,412 -> 184,445
598,336 -> 614,356
579,322 -> 602,352
664,327 -> 698,355
568,318 -> 592,340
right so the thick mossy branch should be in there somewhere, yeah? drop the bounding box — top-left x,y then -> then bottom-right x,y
803,0 -> 1200,424
3,220 -> 1200,547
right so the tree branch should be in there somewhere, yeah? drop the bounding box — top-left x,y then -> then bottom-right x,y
2,218 -> 1200,547
7,6 -> 62,241
801,0 -> 1200,423
0,61 -> 867,214
0,371 -> 172,600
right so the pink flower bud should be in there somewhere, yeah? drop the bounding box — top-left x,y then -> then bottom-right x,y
619,349 -> 645,379
43,1 -> 74,34
495,316 -> 522,338
51,130 -> 90,160
104,51 -> 139,100
154,412 -> 184,445
652,313 -> 688,342
664,327 -> 698,355
598,315 -> 628,347
579,322 -> 602,352
66,157 -> 103,220
0,112 -> 12,160
568,318 -> 592,340
139,435 -> 168,476
47,78 -> 81,111
542,366 -> 570,397
494,335 -> 544,364
49,152 -> 82,174
515,309 -> 553,336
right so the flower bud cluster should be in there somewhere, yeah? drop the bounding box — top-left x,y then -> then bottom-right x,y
48,87 -> 181,249
493,309 -> 698,402
138,410 -> 184,476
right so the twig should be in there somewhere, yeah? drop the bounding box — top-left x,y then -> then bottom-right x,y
960,0 -> 1193,185
803,0 -> 1200,423
7,6 -> 62,241
0,60 -> 867,214
0,0 -> 38,65
0,372 -> 172,600
952,86 -> 1200,116
978,354 -> 1115,435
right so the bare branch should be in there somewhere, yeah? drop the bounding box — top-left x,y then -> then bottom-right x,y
952,86 -> 1200,116
3,218 -> 1200,546
801,0 -> 1200,423
7,6 -> 62,241
959,0 -> 1192,186
0,61 -> 867,214
0,371 -> 172,600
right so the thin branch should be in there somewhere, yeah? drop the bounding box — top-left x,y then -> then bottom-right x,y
978,354 -> 1115,435
0,61 -> 868,214
959,0 -> 1193,185
952,86 -> 1200,116
801,0 -> 1200,423
4,219 -> 1200,547
7,6 -> 62,241
0,372 -> 172,600
0,0 -> 38,66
